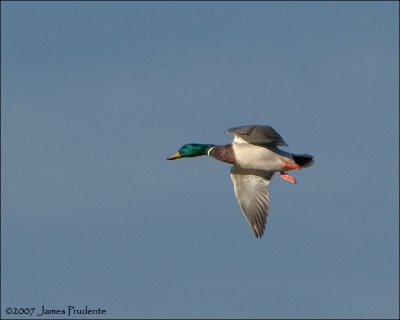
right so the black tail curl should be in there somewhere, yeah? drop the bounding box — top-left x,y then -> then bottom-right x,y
292,154 -> 314,168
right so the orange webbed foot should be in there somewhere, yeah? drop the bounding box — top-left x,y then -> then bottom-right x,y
281,161 -> 301,171
280,172 -> 297,184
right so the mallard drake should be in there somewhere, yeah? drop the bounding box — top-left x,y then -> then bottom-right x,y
167,125 -> 314,238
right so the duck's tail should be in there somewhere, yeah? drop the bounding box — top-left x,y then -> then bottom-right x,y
292,154 -> 314,168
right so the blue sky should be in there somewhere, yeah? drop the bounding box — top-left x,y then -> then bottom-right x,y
1,2 -> 398,319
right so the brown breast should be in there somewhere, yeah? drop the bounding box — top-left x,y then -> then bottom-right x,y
209,144 -> 237,165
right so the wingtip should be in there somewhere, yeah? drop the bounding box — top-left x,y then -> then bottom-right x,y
253,226 -> 264,239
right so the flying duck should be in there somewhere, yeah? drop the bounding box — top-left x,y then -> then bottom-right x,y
167,125 -> 314,238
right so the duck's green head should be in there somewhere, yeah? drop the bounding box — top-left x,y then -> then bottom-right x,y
167,143 -> 215,160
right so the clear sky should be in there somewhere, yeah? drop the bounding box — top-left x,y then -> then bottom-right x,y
2,2 -> 399,319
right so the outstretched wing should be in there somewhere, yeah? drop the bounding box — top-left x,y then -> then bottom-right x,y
225,125 -> 288,146
230,166 -> 274,238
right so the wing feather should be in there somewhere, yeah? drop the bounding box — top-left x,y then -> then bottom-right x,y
225,125 -> 288,146
230,166 -> 273,238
